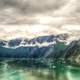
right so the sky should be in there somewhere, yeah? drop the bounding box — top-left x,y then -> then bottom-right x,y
0,0 -> 80,42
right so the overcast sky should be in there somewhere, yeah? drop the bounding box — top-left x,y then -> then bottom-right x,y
0,0 -> 80,42
0,0 -> 79,24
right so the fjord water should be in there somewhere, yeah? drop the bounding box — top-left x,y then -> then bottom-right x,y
0,59 -> 80,80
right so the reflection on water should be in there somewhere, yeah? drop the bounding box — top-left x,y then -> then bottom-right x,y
0,59 -> 80,80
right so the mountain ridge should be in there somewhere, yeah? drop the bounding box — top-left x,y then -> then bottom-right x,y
0,34 -> 80,65
0,34 -> 68,48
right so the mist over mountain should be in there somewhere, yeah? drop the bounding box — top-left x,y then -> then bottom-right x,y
0,34 -> 68,58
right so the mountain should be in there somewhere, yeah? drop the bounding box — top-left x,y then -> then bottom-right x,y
0,34 -> 80,64
0,42 -> 67,58
8,38 -> 22,47
0,34 -> 68,58
64,40 -> 80,64
0,34 -> 68,47
0,40 -> 6,46
28,34 -> 68,44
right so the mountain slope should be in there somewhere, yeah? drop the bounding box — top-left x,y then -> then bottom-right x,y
64,40 -> 80,64
0,34 -> 68,58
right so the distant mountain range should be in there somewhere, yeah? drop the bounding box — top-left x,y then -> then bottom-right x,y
0,34 -> 68,47
0,34 -> 80,64
0,34 -> 68,58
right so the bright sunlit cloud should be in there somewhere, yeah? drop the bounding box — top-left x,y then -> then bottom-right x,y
27,24 -> 48,34
0,24 -> 68,40
62,25 -> 80,31
35,15 -> 64,24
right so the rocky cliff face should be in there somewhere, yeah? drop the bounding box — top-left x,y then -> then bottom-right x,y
64,40 -> 80,64
0,34 -> 68,58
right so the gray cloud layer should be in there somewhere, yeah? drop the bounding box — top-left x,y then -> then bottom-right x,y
0,0 -> 67,14
0,0 -> 80,41
0,0 -> 80,24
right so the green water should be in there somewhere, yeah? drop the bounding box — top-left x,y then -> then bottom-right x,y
0,59 -> 80,80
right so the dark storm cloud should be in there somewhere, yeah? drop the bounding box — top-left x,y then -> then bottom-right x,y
0,0 -> 67,14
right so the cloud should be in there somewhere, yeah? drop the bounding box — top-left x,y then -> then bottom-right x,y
0,0 -> 80,42
0,0 -> 68,14
0,0 -> 79,24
